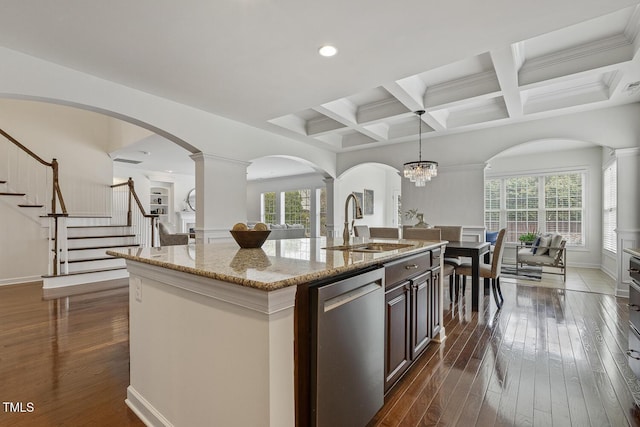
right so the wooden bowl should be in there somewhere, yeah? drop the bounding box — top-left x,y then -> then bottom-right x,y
229,230 -> 271,248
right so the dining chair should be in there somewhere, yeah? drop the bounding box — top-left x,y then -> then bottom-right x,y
403,227 -> 440,240
457,228 -> 506,308
434,225 -> 464,301
369,227 -> 399,239
353,225 -> 370,238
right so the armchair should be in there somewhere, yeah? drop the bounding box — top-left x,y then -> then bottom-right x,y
516,233 -> 566,281
158,222 -> 189,246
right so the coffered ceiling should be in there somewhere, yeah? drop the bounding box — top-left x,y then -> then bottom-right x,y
270,6 -> 640,151
1,0 -> 639,155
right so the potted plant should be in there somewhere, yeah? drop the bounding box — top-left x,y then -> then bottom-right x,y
404,209 -> 429,228
518,231 -> 539,246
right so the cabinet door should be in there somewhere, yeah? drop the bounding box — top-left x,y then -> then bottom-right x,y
411,271 -> 431,359
430,267 -> 441,338
384,282 -> 411,392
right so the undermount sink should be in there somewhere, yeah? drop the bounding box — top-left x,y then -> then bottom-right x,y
322,242 -> 414,253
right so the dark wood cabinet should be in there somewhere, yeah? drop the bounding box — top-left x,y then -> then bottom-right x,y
410,271 -> 430,359
430,266 -> 441,338
384,281 -> 411,391
383,250 -> 441,393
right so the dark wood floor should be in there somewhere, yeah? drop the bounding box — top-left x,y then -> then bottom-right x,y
0,282 -> 144,427
1,281 -> 640,426
372,283 -> 640,427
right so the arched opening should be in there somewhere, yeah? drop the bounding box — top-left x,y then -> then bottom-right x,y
246,155 -> 330,238
334,162 -> 402,235
483,137 -> 605,270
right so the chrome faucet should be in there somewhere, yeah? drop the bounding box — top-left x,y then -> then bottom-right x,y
343,192 -> 363,244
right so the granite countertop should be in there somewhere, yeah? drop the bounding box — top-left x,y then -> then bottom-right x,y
624,248 -> 640,258
107,237 -> 443,291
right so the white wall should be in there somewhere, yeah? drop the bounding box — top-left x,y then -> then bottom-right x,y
335,164 -> 401,230
401,164 -> 485,228
0,99 -> 114,215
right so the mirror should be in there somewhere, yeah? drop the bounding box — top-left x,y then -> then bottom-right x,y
187,188 -> 196,211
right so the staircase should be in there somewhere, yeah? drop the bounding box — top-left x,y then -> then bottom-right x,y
1,127 -> 157,290
41,218 -> 140,288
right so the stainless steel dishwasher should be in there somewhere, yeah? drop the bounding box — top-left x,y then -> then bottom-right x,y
310,267 -> 384,427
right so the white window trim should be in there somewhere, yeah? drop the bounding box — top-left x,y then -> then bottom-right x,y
485,168 -> 588,247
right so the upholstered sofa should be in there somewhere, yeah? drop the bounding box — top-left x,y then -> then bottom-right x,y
158,222 -> 189,246
248,222 -> 306,239
516,233 -> 567,281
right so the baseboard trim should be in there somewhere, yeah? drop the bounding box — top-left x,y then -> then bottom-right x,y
126,386 -> 174,427
42,277 -> 128,300
0,275 -> 43,286
42,268 -> 128,289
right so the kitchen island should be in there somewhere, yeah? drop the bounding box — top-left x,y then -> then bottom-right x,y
108,237 -> 446,427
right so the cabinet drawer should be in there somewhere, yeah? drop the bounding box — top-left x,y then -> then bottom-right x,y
385,252 -> 431,288
431,248 -> 441,266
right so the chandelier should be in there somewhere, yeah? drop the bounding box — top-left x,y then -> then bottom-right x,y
403,110 -> 438,187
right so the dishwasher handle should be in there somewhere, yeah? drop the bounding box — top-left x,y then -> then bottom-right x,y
323,282 -> 381,313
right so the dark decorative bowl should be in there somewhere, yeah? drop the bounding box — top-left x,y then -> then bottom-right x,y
229,230 -> 271,248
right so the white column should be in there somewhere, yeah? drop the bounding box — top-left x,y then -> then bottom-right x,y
323,177 -> 336,238
190,153 -> 250,243
616,147 -> 640,297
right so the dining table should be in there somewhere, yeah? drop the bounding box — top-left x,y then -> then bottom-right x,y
444,240 -> 491,311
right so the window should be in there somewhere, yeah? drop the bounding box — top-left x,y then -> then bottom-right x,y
544,174 -> 583,245
261,192 -> 276,224
603,161 -> 617,253
485,171 -> 585,245
318,188 -> 327,237
284,189 -> 311,236
484,179 -> 501,233
505,176 -> 539,243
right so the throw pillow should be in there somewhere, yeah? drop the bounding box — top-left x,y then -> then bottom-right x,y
486,231 -> 499,245
530,236 -> 542,254
536,236 -> 551,255
548,234 -> 564,258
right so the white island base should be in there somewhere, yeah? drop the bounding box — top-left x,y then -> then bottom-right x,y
124,261 -> 297,427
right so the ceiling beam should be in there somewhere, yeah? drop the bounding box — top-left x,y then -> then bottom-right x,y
490,45 -> 524,119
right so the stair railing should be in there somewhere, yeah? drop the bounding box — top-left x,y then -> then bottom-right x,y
1,127 -> 69,276
0,128 -> 67,215
111,178 -> 159,247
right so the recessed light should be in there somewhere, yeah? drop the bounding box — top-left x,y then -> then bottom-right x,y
318,45 -> 338,57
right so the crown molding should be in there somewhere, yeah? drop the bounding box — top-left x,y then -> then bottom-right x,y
615,147 -> 640,157
520,34 -> 632,74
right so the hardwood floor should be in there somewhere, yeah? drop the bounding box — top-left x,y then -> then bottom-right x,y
1,277 -> 639,426
0,282 -> 143,427
372,282 -> 640,427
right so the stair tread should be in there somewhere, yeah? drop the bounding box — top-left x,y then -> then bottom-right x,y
67,244 -> 140,251
0,192 -> 26,196
18,204 -> 44,208
68,225 -> 130,228
0,180 -> 6,184
62,256 -> 121,264
68,234 -> 136,239
42,266 -> 127,278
